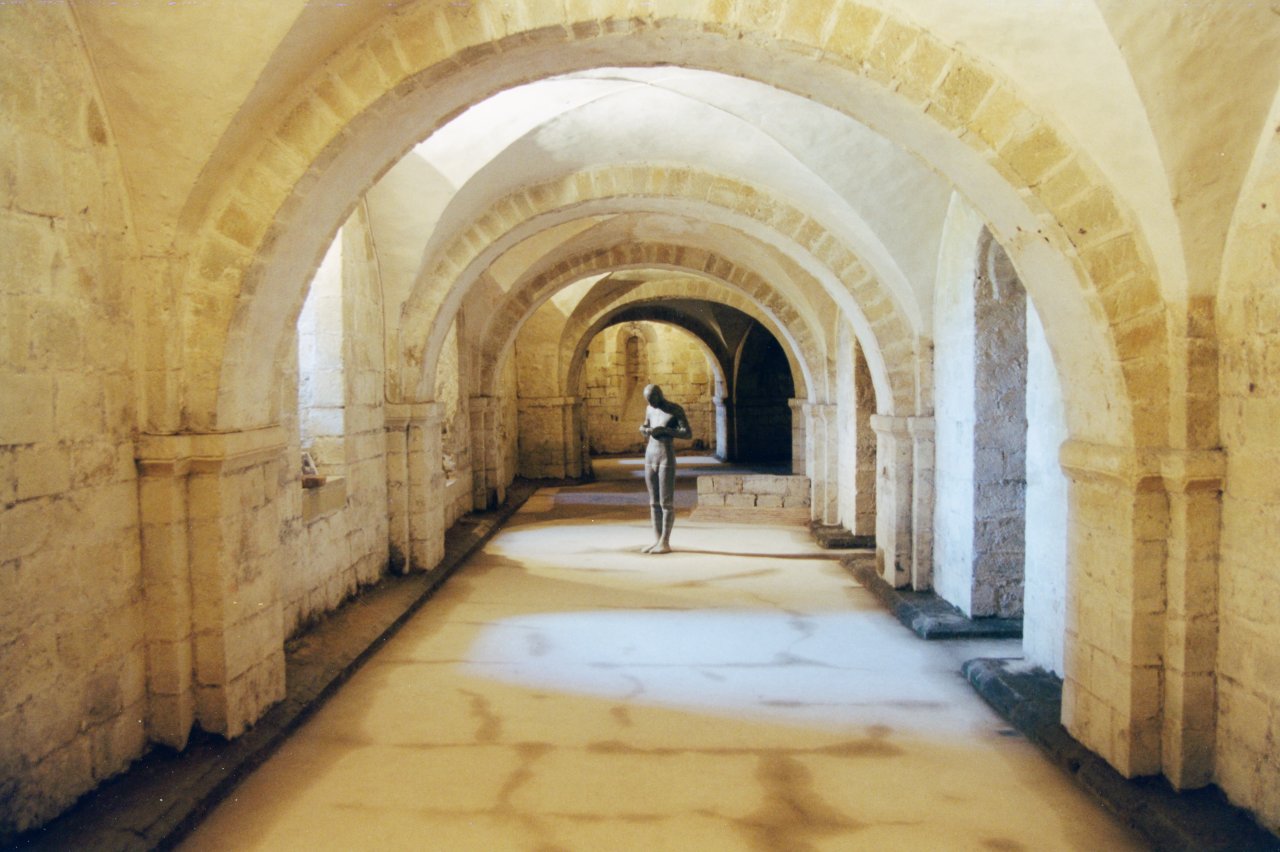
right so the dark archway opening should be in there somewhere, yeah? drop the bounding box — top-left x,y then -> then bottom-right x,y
733,325 -> 795,464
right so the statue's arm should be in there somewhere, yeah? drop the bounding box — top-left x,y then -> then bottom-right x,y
670,405 -> 693,440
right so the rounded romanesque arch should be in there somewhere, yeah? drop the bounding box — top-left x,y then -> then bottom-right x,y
173,1 -> 1159,451
556,278 -> 809,406
471,246 -> 825,406
400,174 -> 908,412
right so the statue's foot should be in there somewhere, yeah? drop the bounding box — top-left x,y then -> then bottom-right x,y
650,542 -> 671,554
641,543 -> 655,553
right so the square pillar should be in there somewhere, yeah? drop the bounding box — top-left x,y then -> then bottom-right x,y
406,403 -> 445,572
871,415 -> 913,588
384,405 -> 411,574
1159,449 -> 1225,789
802,402 -> 840,525
908,417 -> 936,590
518,396 -> 585,479
788,399 -> 806,475
136,443 -> 195,749
469,396 -> 504,510
1059,441 -> 1166,778
713,395 -> 730,460
136,427 -> 287,742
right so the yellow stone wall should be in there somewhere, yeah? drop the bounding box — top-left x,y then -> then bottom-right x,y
581,323 -> 715,455
0,8 -> 147,834
1216,119 -> 1280,828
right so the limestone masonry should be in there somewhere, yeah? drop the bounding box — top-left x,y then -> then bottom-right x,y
2,0 -> 1279,841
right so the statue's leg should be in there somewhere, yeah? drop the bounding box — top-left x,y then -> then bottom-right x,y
644,461 -> 662,552
652,461 -> 676,553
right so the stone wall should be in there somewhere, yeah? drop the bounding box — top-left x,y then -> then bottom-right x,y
1216,116 -> 1280,830
279,223 -> 389,638
0,9 -> 148,835
581,323 -> 714,455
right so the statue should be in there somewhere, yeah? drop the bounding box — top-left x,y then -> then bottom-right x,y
638,384 -> 692,553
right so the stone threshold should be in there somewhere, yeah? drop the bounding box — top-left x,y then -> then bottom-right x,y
963,658 -> 1280,852
11,480 -> 544,852
841,552 -> 1023,640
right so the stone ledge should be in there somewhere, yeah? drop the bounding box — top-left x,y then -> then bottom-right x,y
9,480 -> 542,852
842,552 -> 1022,639
689,506 -> 811,526
810,523 -> 874,549
963,658 -> 1280,852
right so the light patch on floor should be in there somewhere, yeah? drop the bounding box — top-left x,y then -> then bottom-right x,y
180,462 -> 1144,851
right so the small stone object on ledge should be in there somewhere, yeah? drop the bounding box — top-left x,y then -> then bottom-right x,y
301,451 -> 325,488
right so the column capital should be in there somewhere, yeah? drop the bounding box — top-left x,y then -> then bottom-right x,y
385,402 -> 442,429
869,414 -> 911,436
907,416 -> 935,437
137,426 -> 287,476
1060,441 -> 1225,492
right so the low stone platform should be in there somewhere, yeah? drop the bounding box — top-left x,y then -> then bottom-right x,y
690,473 -> 811,526
964,658 -> 1280,852
10,481 -> 542,852
841,552 -> 1023,639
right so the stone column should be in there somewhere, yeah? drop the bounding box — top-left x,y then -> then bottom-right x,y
386,403 -> 446,572
803,403 -> 840,525
713,395 -> 730,460
136,440 -> 196,749
469,396 -> 503,510
1159,449 -> 1225,789
909,416 -> 936,590
871,415 -> 913,588
788,398 -> 806,475
1059,441 -> 1165,778
518,396 -> 585,479
136,427 -> 287,742
854,353 -> 878,538
406,403 -> 445,572
384,405 -> 411,574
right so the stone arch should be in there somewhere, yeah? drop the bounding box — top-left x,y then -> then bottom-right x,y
173,1 -> 1160,452
576,307 -> 732,404
562,273 -> 811,403
472,240 -> 829,398
575,318 -> 727,457
404,174 -> 909,413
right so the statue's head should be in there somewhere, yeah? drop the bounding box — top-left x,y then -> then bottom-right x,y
643,384 -> 665,406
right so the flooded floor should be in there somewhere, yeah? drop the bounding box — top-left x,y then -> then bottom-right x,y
181,457 -> 1145,851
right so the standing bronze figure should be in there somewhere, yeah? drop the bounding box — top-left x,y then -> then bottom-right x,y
638,384 -> 692,553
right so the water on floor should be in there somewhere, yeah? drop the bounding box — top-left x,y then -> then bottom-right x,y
181,457 -> 1145,851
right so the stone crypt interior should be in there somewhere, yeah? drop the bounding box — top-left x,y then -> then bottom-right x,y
4,0 -> 1280,847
